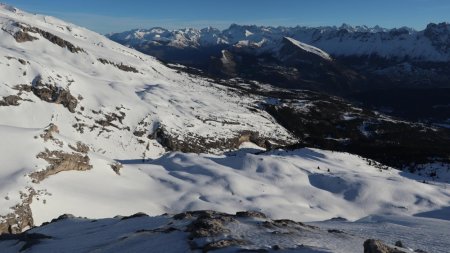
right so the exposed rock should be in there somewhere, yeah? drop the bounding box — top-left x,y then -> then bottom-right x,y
0,95 -> 21,106
40,123 -> 59,142
262,219 -> 317,230
185,211 -> 235,238
1,23 -> 38,42
133,130 -> 146,137
49,214 -> 75,224
154,126 -> 277,154
203,239 -> 248,252
364,239 -> 407,253
327,229 -> 345,234
188,218 -> 229,238
95,111 -> 126,129
0,189 -> 35,235
41,214 -> 76,226
173,212 -> 194,220
395,241 -> 404,248
110,162 -> 123,175
68,142 -> 89,154
7,22 -> 84,53
18,58 -> 27,65
4,56 -> 28,65
5,210 -> 424,252
13,30 -> 38,42
235,211 -> 267,219
30,149 -> 92,183
134,227 -> 179,234
32,76 -> 78,113
98,58 -> 139,73
121,212 -> 149,221
13,84 -> 32,94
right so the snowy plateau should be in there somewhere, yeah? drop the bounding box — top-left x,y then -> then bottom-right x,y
0,3 -> 449,253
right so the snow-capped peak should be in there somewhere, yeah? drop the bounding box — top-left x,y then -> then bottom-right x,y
109,23 -> 450,61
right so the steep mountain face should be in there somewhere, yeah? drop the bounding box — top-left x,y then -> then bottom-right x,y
204,37 -> 363,94
1,5 -> 450,253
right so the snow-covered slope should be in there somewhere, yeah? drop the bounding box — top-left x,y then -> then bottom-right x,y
0,4 -> 293,156
1,5 -> 450,249
109,23 -> 450,61
0,4 -> 293,232
0,211 -> 445,253
283,37 -> 332,61
29,148 -> 450,226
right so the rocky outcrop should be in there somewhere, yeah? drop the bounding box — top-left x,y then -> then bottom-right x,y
98,58 -> 139,73
203,239 -> 247,252
364,239 -> 407,253
154,126 -> 277,153
32,76 -> 78,113
0,189 -> 35,235
11,29 -> 38,42
94,111 -> 127,129
5,22 -> 84,53
4,55 -> 28,65
30,149 -> 92,183
235,211 -> 267,219
185,211 -> 235,238
40,124 -> 59,142
0,95 -> 21,106
1,209 -> 436,252
110,162 -> 123,175
68,142 -> 90,154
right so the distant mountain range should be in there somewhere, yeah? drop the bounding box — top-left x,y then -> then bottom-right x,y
108,23 -> 450,123
108,23 -> 450,61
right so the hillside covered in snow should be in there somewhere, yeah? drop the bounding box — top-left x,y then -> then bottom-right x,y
0,3 -> 450,252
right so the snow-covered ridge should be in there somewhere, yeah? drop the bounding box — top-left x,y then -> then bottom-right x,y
283,37 -> 332,61
109,22 -> 450,61
0,4 -> 294,231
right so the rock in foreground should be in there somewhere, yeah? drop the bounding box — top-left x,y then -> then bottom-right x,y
0,210 -> 437,253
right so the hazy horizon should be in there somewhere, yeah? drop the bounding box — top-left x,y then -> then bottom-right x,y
2,0 -> 449,34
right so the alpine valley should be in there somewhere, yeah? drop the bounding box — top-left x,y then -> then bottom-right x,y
0,3 -> 449,253
108,22 -> 450,125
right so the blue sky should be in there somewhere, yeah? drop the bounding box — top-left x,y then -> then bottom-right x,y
3,0 -> 450,34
